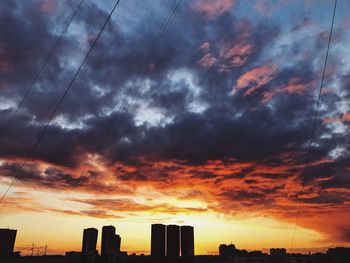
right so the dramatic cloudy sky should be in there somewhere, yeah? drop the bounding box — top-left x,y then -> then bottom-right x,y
0,0 -> 349,255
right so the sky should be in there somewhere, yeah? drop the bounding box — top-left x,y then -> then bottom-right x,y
0,0 -> 350,256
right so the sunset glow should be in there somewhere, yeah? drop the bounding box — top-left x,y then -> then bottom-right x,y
0,0 -> 349,256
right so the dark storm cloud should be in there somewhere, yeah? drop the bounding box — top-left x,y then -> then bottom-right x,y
0,0 -> 349,231
298,192 -> 349,205
148,80 -> 192,114
0,161 -> 132,194
0,162 -> 87,187
0,0 -> 285,165
320,176 -> 350,189
0,0 -> 125,123
0,109 -> 138,167
136,107 -> 301,162
0,162 -> 41,181
0,1 -> 53,83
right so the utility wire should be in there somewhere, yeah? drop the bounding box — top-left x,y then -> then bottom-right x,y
30,0 -> 184,244
117,0 -> 184,115
0,0 -> 122,207
124,0 -> 183,114
0,0 -> 85,143
290,0 -> 338,252
74,0 -> 183,171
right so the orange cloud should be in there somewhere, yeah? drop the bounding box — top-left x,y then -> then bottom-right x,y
262,78 -> 315,103
2,154 -> 349,245
197,53 -> 218,68
199,42 -> 210,51
320,113 -> 350,125
323,116 -> 338,124
0,193 -> 44,215
235,64 -> 276,95
197,29 -> 254,71
275,205 -> 350,245
219,37 -> 254,70
192,0 -> 235,19
342,113 -> 350,122
45,208 -> 121,219
69,198 -> 208,215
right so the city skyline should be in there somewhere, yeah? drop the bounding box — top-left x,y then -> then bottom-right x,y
1,226 -> 348,255
0,0 -> 349,257
1,224 -> 348,257
1,225 -> 350,263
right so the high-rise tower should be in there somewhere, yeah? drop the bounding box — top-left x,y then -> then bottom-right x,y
101,225 -> 121,263
181,225 -> 194,258
115,234 -> 121,253
0,229 -> 17,258
167,225 -> 180,259
81,228 -> 98,263
151,224 -> 166,262
82,228 -> 98,255
101,225 -> 116,256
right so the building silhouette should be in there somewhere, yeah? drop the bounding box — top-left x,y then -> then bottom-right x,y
81,228 -> 98,263
2,226 -> 350,263
66,251 -> 82,263
181,226 -> 194,263
167,225 -> 180,260
101,225 -> 122,263
0,228 -> 17,258
270,248 -> 287,257
102,226 -> 116,256
219,243 -> 236,260
151,224 -> 195,262
151,224 -> 166,263
328,247 -> 350,263
180,226 -> 194,258
115,234 -> 121,254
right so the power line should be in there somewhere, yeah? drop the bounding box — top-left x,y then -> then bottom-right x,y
31,0 -> 184,243
0,0 -> 122,207
1,1 -> 183,248
28,0 -> 184,245
290,0 -> 338,252
125,0 -> 183,114
0,0 -> 85,143
79,0 -> 184,181
71,0 -> 183,174
117,0 -> 184,115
